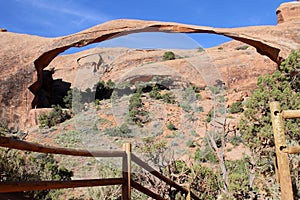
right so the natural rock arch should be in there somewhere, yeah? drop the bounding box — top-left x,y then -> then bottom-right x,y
29,13 -> 300,95
0,2 -> 299,128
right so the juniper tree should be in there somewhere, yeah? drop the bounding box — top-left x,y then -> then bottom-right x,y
239,50 -> 300,198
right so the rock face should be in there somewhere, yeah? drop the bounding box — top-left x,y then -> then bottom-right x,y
48,41 -> 276,92
0,2 -> 299,129
277,2 -> 300,24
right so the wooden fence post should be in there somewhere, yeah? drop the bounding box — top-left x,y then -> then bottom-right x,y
270,102 -> 293,200
122,143 -> 131,200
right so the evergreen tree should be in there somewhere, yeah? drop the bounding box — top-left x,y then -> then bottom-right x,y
239,50 -> 300,198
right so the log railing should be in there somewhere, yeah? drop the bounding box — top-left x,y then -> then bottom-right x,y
270,102 -> 300,200
0,136 -> 199,200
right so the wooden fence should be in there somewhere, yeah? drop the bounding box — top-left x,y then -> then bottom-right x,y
270,101 -> 300,200
0,135 -> 200,200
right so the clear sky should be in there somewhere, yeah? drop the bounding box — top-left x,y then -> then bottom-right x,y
0,0 -> 291,50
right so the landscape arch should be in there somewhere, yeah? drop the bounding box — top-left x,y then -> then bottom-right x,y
29,18 -> 295,100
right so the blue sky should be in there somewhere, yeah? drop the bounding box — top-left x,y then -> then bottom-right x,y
0,0 -> 291,50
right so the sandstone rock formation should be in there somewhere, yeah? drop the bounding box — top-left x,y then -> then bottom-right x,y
277,1 -> 300,24
0,2 -> 299,129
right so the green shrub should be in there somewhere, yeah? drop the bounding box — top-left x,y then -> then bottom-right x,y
0,148 -> 73,199
239,50 -> 300,197
94,79 -> 115,101
104,124 -> 133,138
198,46 -> 205,52
0,119 -> 9,136
55,130 -> 81,148
38,105 -> 71,128
206,109 -> 213,123
128,91 -> 149,125
194,147 -> 218,163
229,101 -> 243,114
229,135 -> 243,146
149,85 -> 162,100
161,91 -> 176,104
226,158 -> 251,199
196,106 -> 204,112
163,51 -> 175,61
186,139 -> 196,148
129,93 -> 142,110
88,164 -> 122,199
235,45 -> 249,50
196,93 -> 202,100
63,87 -> 84,112
166,122 -> 177,131
180,102 -> 192,112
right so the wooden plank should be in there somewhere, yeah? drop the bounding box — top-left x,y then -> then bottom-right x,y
270,102 -> 294,200
122,143 -> 131,200
282,110 -> 300,119
282,146 -> 300,154
0,136 -> 125,157
131,180 -> 166,200
131,154 -> 201,200
0,178 -> 124,193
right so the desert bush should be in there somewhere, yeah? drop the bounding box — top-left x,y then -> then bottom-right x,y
94,79 -> 115,101
149,85 -> 162,100
235,45 -> 249,50
104,124 -> 133,138
206,109 -> 213,123
186,139 -> 196,148
229,135 -> 243,146
229,101 -> 243,114
197,46 -> 205,52
128,91 -> 149,125
88,164 -> 122,199
163,51 -> 175,60
0,119 -> 9,136
38,105 -> 71,128
0,148 -> 73,199
194,147 -> 218,163
196,106 -> 204,112
133,136 -> 225,199
63,87 -> 84,113
161,91 -> 176,104
166,122 -> 177,131
180,102 -> 192,112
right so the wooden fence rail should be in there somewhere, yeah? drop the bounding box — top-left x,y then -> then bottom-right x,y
270,102 -> 300,200
0,178 -> 124,193
0,136 -> 199,200
131,154 -> 200,200
0,136 -> 125,157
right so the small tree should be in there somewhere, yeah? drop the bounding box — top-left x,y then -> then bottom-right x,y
163,51 -> 175,61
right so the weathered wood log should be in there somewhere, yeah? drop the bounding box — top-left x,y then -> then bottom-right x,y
131,180 -> 165,200
270,102 -> 294,200
282,110 -> 300,119
131,154 -> 200,200
282,146 -> 300,154
0,136 -> 125,157
0,178 -> 124,193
